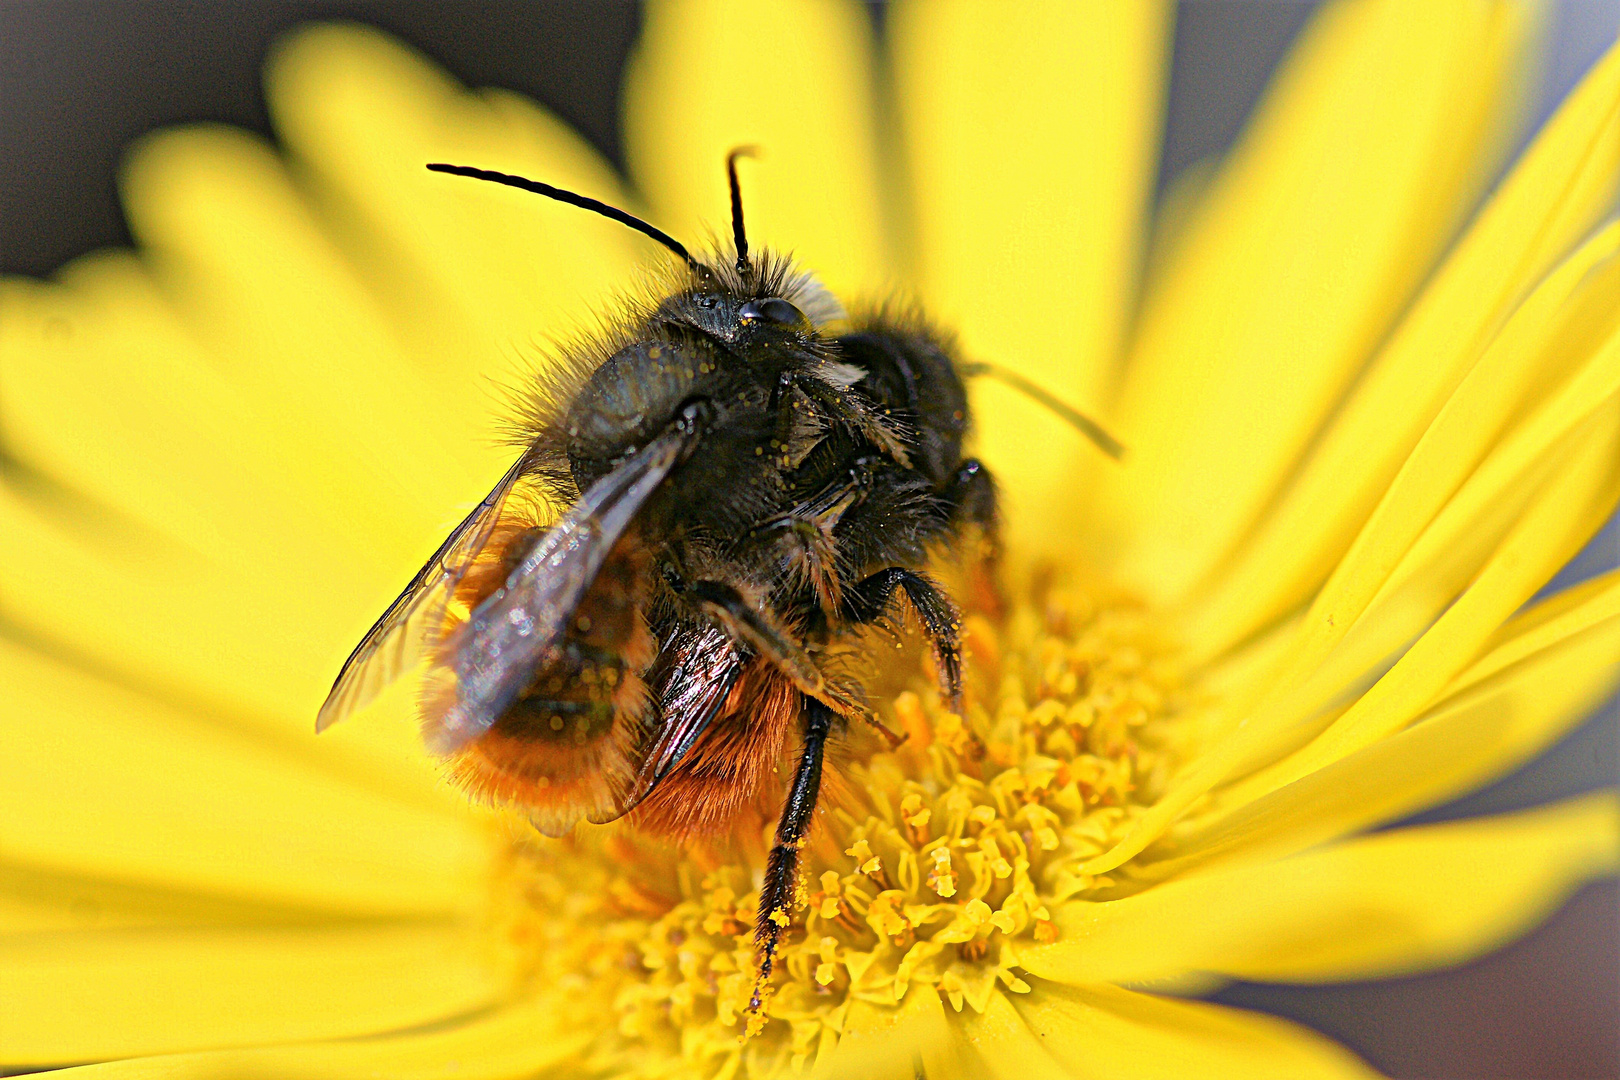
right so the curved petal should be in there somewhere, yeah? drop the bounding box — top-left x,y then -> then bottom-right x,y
1007,982 -> 1378,1080
1090,394 -> 1620,873
888,0 -> 1171,549
1231,403 -> 1620,799
1024,794 -> 1619,987
0,924 -> 501,1064
1093,0 -> 1544,601
623,0 -> 889,296
0,262 -> 411,733
0,639 -> 487,918
1184,32 -> 1620,645
1153,579 -> 1620,877
1186,218 -> 1620,666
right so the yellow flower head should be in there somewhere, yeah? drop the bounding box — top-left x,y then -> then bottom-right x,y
3,3 -> 1619,1078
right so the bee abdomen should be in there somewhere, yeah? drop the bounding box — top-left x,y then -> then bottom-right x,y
439,530 -> 660,835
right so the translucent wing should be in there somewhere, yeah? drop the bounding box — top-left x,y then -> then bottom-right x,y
316,455 -> 528,732
427,419 -> 698,755
617,623 -> 746,813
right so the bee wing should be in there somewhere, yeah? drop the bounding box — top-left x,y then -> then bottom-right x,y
606,624 -> 745,820
316,455 -> 528,733
427,420 -> 697,755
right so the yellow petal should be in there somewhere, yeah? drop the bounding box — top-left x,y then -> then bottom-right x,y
812,987 -> 959,1080
1445,564 -> 1620,695
0,924 -> 501,1064
1092,0 -> 1543,601
0,472 -> 447,810
1226,225 -> 1620,706
1007,982 -> 1377,1079
266,22 -> 641,410
0,859 -> 356,936
1186,32 -> 1620,646
35,997 -> 589,1080
1187,217 -> 1620,666
1233,402 -> 1620,798
623,0 -> 889,296
1091,390 -> 1620,873
121,126 -> 484,546
0,639 -> 486,918
888,0 -> 1171,549
1155,580 -> 1620,877
1027,794 -> 1619,987
950,989 -> 1077,1078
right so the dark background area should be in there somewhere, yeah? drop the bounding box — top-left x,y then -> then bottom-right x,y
2,3 -> 1616,1076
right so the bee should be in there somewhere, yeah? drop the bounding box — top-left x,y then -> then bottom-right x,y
317,151 -> 1120,1022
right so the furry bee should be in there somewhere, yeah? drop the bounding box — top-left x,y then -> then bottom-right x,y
317,152 -> 1118,1019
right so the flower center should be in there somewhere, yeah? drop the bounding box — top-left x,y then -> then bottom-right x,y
485,581 -> 1172,1077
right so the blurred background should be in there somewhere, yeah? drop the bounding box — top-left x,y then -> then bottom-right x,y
2,3 -> 1616,1076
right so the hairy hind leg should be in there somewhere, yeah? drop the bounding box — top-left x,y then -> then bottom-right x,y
748,694 -> 834,1034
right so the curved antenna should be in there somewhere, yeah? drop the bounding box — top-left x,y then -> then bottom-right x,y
960,361 -> 1126,459
426,163 -> 698,270
726,146 -> 759,275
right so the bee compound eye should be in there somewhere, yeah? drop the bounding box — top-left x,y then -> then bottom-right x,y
738,298 -> 806,328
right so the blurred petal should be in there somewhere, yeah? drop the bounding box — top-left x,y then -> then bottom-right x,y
266,22 -> 641,410
121,126 -> 480,544
0,859 -> 362,936
1027,795 -> 1619,986
0,261 -> 401,731
888,0 -> 1171,549
0,475 -> 448,811
1093,0 -> 1543,600
623,0 -> 889,295
0,639 -> 486,918
1187,32 -> 1620,644
1,924 -> 503,1065
1007,982 -> 1377,1080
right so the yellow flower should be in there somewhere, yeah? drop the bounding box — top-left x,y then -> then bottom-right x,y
2,2 -> 1618,1077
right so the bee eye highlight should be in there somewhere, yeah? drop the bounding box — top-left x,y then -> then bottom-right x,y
738,298 -> 806,328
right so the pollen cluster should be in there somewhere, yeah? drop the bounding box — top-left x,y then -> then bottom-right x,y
486,582 -> 1175,1078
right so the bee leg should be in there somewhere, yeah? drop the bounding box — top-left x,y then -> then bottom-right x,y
844,569 -> 962,713
685,579 -> 858,716
749,694 -> 834,1033
941,459 -> 1004,620
941,458 -> 999,547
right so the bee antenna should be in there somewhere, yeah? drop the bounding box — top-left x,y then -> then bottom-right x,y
726,146 -> 759,276
426,163 -> 699,271
960,361 -> 1126,459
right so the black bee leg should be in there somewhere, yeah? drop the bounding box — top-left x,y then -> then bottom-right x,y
845,568 -> 962,713
940,459 -> 1004,620
749,694 -> 834,1031
685,579 -> 853,713
941,458 -> 999,542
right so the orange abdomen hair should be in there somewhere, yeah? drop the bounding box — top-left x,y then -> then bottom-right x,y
628,659 -> 799,843
431,523 -> 660,836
